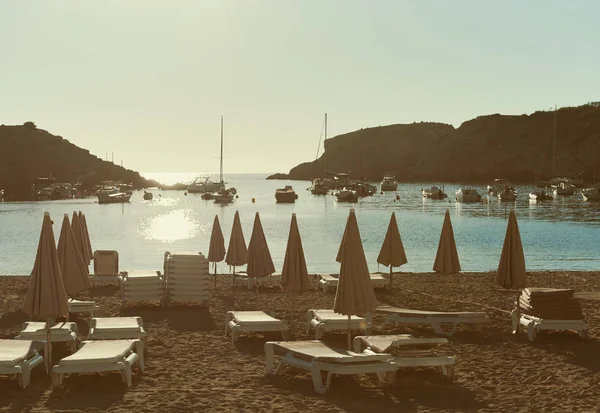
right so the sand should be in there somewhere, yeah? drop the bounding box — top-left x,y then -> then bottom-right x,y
1,271 -> 600,412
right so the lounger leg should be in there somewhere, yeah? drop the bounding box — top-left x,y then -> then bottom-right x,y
264,343 -> 275,374
69,340 -> 77,354
441,365 -> 455,383
580,329 -> 589,341
510,309 -> 519,334
310,364 -> 329,394
315,327 -> 322,340
281,330 -> 290,341
527,322 -> 537,342
231,330 -> 239,345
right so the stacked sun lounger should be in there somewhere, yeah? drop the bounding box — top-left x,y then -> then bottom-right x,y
513,288 -> 588,341
164,252 -> 210,307
317,273 -> 388,293
120,270 -> 165,307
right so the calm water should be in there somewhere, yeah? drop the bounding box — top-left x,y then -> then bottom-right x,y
0,173 -> 598,275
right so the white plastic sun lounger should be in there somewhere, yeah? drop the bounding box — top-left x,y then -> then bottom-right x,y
68,298 -> 100,317
90,250 -> 122,285
0,340 -> 45,389
240,274 -> 282,289
15,322 -> 78,353
265,340 -> 397,394
88,317 -> 147,344
510,310 -> 589,342
307,309 -> 372,339
225,311 -> 290,344
317,274 -> 388,293
377,306 -> 489,336
52,339 -> 144,389
353,334 -> 456,382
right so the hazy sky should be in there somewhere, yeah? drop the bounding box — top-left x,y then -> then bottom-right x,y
1,1 -> 599,174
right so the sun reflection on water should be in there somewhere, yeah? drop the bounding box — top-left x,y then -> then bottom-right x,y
140,209 -> 200,242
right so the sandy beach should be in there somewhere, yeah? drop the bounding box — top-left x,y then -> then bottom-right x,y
1,271 -> 599,412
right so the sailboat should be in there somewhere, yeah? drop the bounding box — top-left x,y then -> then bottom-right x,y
213,116 -> 235,205
310,113 -> 330,195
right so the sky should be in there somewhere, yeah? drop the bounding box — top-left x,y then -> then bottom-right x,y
1,1 -> 599,175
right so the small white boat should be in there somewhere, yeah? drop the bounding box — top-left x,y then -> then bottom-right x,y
422,186 -> 447,200
309,179 -> 329,195
98,188 -> 132,204
456,188 -> 481,203
582,187 -> 600,202
335,188 -> 358,203
275,186 -> 298,203
213,190 -> 234,204
380,176 -> 398,191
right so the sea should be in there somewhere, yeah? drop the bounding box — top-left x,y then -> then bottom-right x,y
0,172 -> 598,276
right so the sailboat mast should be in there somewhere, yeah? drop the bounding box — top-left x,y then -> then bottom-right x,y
220,116 -> 224,184
553,105 -> 557,175
324,113 -> 327,179
593,134 -> 597,185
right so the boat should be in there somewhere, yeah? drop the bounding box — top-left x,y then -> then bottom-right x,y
335,188 -> 359,203
97,187 -> 131,204
582,187 -> 600,201
380,176 -> 398,191
529,190 -> 553,201
455,188 -> 481,203
422,186 -> 447,200
498,188 -> 517,201
552,181 -> 576,196
309,178 -> 329,195
143,191 -> 153,201
187,177 -> 224,194
213,189 -> 234,204
487,179 -> 512,196
201,192 -> 214,200
275,186 -> 298,203
355,182 -> 377,197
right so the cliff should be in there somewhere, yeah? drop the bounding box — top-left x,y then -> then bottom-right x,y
0,123 -> 159,200
286,104 -> 600,183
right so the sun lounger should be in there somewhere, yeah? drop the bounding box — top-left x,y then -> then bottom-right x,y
15,322 -> 78,353
120,270 -> 165,307
52,339 -> 144,389
68,298 -> 100,317
511,310 -> 589,341
225,311 -> 289,344
90,250 -> 121,285
317,274 -> 388,293
307,309 -> 371,339
264,340 -> 397,394
88,317 -> 147,344
164,252 -> 210,307
0,340 -> 45,389
377,306 -> 489,336
353,334 -> 456,382
240,274 -> 282,289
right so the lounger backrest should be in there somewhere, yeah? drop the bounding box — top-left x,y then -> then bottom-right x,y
94,250 -> 119,276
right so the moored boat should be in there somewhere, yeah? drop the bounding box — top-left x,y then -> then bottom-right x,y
213,189 -> 234,204
143,191 -> 153,201
582,187 -> 600,202
97,187 -> 132,204
553,181 -> 576,196
498,188 -> 517,201
275,186 -> 298,203
335,188 -> 358,203
380,176 -> 398,191
456,188 -> 481,203
309,179 -> 329,195
187,177 -> 224,194
422,186 -> 447,200
529,190 -> 553,201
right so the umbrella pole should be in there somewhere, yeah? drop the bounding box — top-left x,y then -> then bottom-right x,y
46,319 -> 52,374
389,266 -> 393,289
289,295 -> 294,339
214,262 -> 217,290
515,289 -> 521,333
347,315 -> 351,350
255,280 -> 259,310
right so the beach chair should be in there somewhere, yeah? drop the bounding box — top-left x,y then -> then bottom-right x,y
0,340 -> 45,389
377,306 -> 489,336
511,311 -> 589,342
264,340 -> 397,394
120,270 -> 165,307
317,274 -> 388,293
225,311 -> 289,344
88,317 -> 147,346
307,309 -> 372,339
15,321 -> 78,353
164,252 -> 210,307
90,250 -> 121,285
353,334 -> 456,382
51,339 -> 144,389
68,298 -> 100,317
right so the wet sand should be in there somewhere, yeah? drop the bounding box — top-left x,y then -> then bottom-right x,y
1,271 -> 599,412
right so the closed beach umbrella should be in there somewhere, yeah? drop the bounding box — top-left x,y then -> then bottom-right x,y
433,209 -> 461,274
57,213 -> 91,295
334,208 -> 377,349
281,214 -> 311,333
496,210 -> 527,331
23,212 -> 69,370
79,211 -> 93,264
208,215 -> 226,288
246,212 -> 275,308
71,212 -> 89,265
226,211 -> 247,297
377,212 -> 408,288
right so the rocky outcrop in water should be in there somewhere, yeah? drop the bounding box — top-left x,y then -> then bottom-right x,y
284,104 -> 600,183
